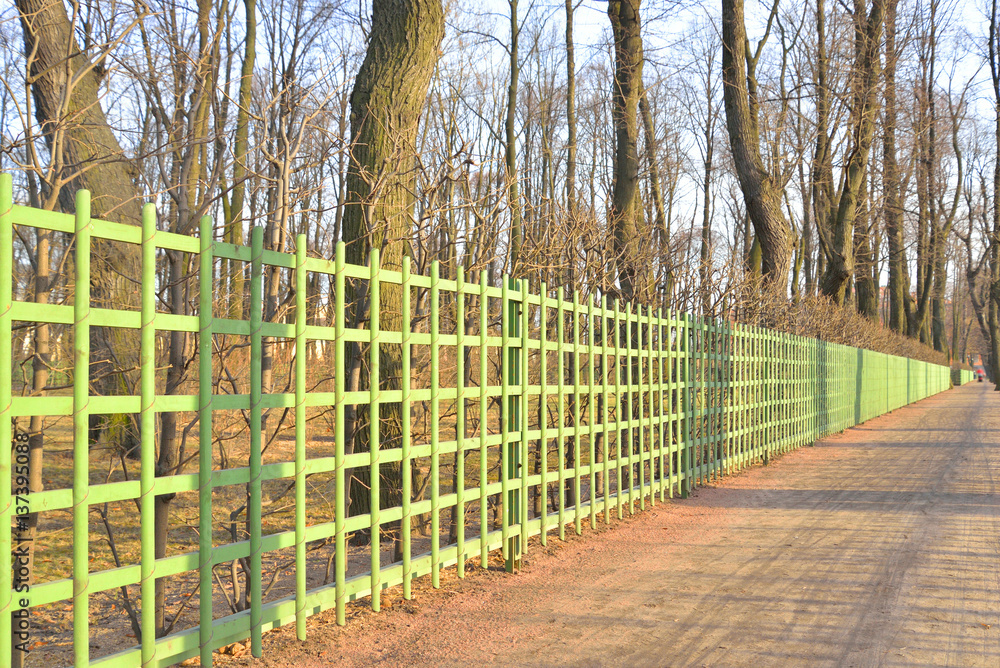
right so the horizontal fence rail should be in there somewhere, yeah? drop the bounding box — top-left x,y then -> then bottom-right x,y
0,178 -> 966,667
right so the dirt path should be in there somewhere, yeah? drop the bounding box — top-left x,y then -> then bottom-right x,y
238,382 -> 1000,667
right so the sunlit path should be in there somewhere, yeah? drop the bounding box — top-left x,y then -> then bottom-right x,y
247,382 -> 1000,667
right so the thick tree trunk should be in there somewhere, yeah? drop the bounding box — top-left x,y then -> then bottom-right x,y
812,0 -> 834,281
883,0 -> 907,332
565,0 -> 577,220
721,0 -> 790,291
819,0 -> 884,304
608,0 -> 644,301
854,179 -> 879,319
225,0 -> 255,319
16,0 -> 151,646
990,0 -> 1000,386
506,0 -> 523,273
341,0 -> 445,521
17,0 -> 142,452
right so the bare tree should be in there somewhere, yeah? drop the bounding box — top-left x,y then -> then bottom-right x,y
721,0 -> 791,291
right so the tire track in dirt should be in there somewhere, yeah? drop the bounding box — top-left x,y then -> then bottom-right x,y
233,383 -> 1000,668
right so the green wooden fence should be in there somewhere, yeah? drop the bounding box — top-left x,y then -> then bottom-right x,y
0,177 -> 964,667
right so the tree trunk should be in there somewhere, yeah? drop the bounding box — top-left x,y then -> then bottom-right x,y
608,0 -> 644,301
721,0 -> 790,291
506,0 -> 523,274
819,0 -> 884,305
991,0 -> 1000,386
565,0 -> 577,221
17,0 -> 143,453
883,0 -> 907,332
341,0 -> 445,521
226,0 -> 255,319
854,195 -> 879,319
16,0 -> 150,647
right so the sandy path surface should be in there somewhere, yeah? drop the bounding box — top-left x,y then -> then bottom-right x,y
235,382 -> 1000,667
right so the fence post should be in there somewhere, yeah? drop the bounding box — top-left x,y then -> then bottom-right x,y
573,291 -> 583,529
624,299 -> 633,513
588,295 -> 598,527
478,269 -> 489,566
248,225 -> 263,656
72,189 -> 92,667
503,276 -> 521,572
333,242 -> 347,625
199,217 -> 216,661
402,260 -> 413,592
603,296 -> 612,516
293,233 -> 306,641
456,266 -> 467,574
139,203 -> 157,666
539,282 -> 549,542
613,299 -> 623,518
557,292 -> 567,535
429,260 -> 439,588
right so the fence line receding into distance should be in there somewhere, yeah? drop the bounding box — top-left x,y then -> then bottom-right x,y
0,176 -> 970,667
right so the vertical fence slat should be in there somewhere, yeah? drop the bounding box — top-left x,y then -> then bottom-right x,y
370,249 -> 383,607
572,290 -> 582,534
402,261 -> 413,594
199,216 -> 215,663
656,309 -> 666,501
478,270 -> 489,566
557,291 -> 566,538
248,225 -> 263,656
614,299 -> 623,518
501,277 -> 512,564
602,296 -> 612,521
333,242 -> 347,625
72,189 -> 91,668
430,260 -> 440,587
539,282 -> 549,544
456,266 -> 467,575
650,309 -> 659,500
624,301 -> 633,513
139,203 -> 157,667
636,304 -> 645,505
587,294 -> 597,529
293,234 -> 307,641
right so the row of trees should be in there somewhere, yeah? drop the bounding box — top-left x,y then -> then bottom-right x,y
3,1 -> 994,344
0,0 -> 996,663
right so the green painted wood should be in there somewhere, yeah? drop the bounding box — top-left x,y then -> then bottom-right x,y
430,260 -> 440,588
294,234 -> 307,641
139,204 -> 157,667
72,189 -> 92,668
455,266 -> 467,575
401,260 -> 414,594
333,241 -> 347,625
371,250 -> 384,605
199,217 -> 216,663
248,225 -> 264,656
478,269 -> 489,566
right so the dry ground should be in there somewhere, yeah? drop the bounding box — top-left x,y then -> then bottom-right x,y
216,381 -> 1000,667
